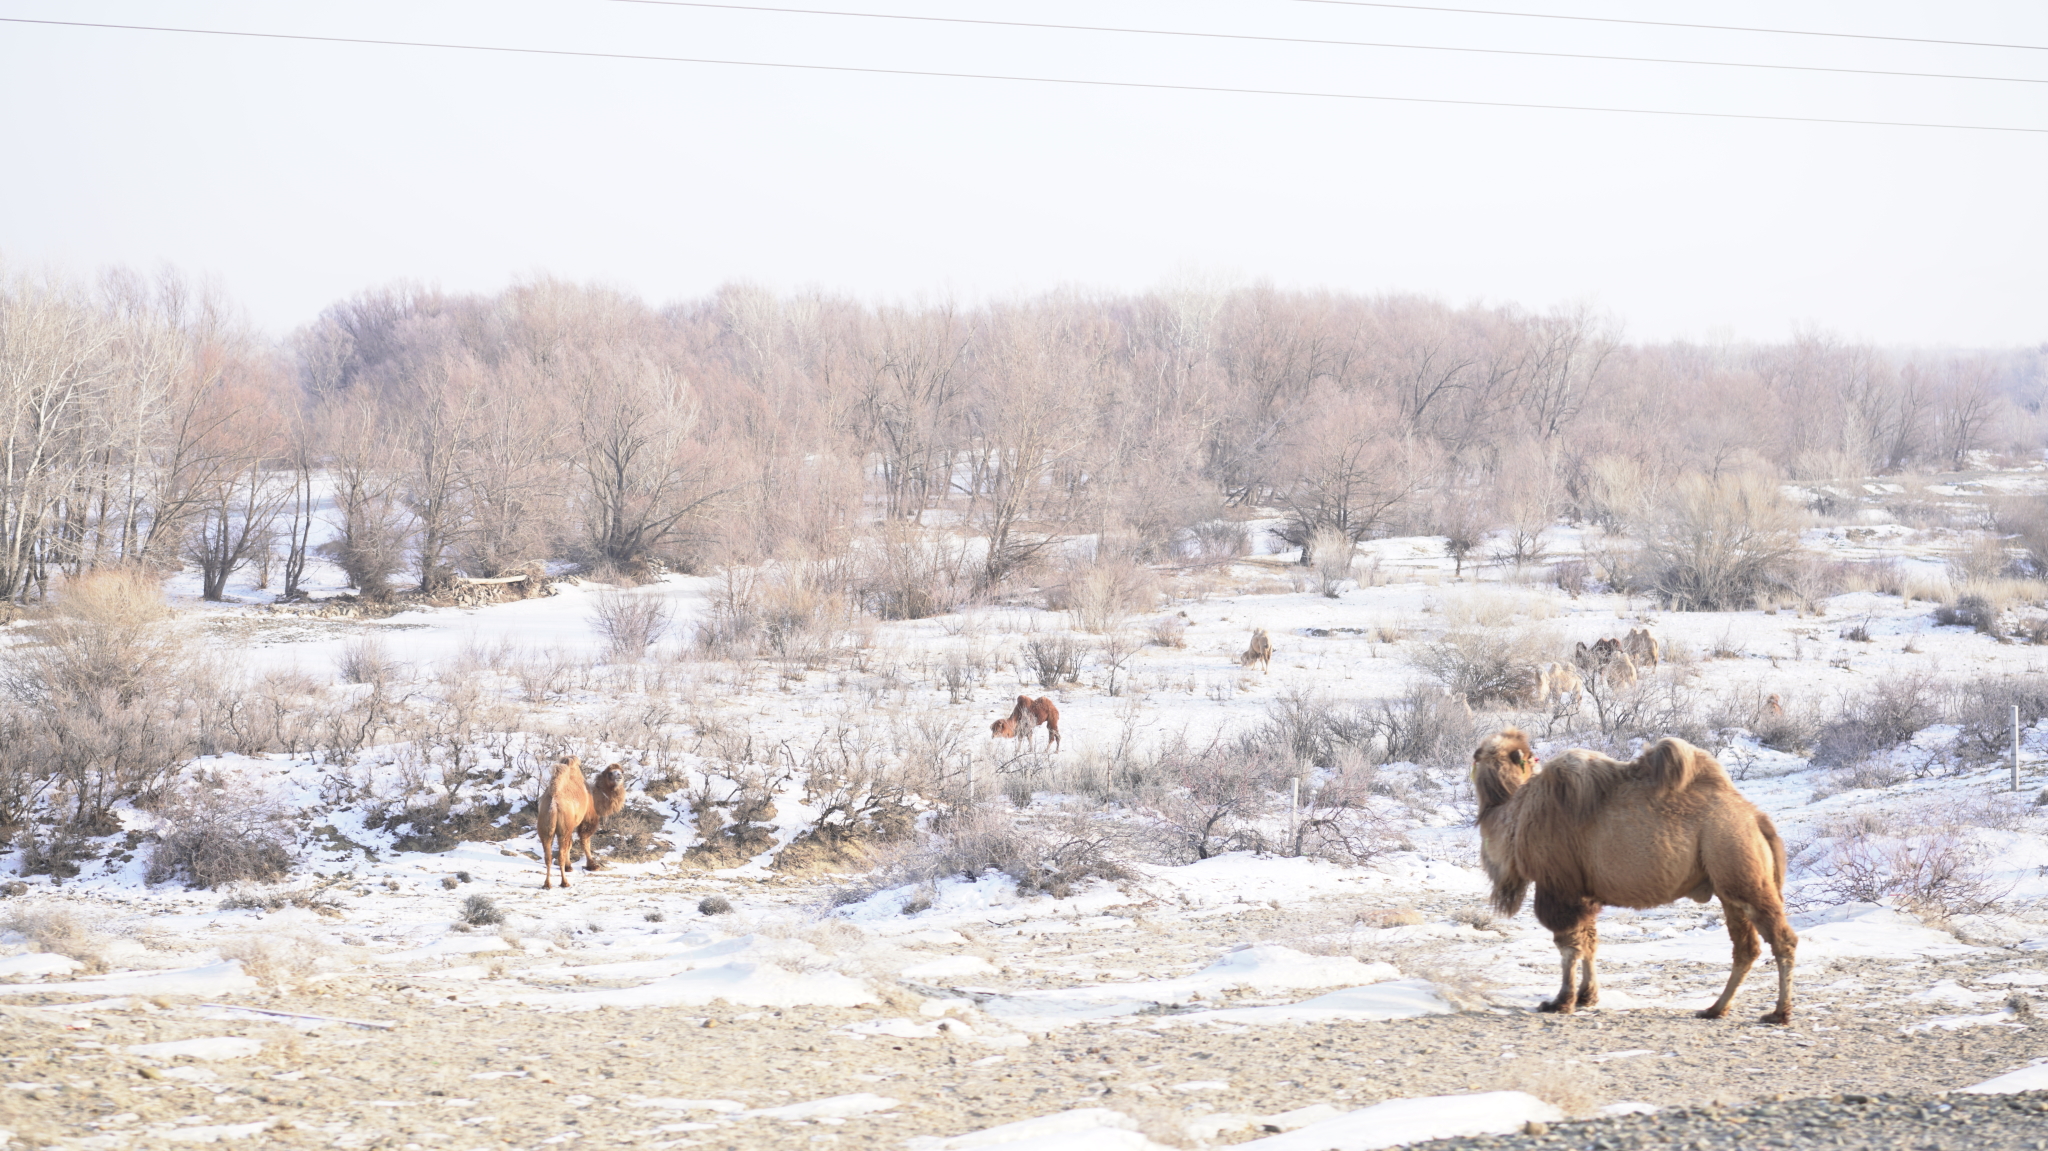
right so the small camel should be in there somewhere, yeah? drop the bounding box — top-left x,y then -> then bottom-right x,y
1240,628 -> 1274,673
1603,652 -> 1639,691
1624,628 -> 1661,670
1765,693 -> 1785,718
1543,661 -> 1583,706
999,695 -> 1060,752
1470,729 -> 1796,1024
536,758 -> 627,889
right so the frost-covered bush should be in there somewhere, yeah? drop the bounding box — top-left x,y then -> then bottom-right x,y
145,785 -> 295,889
1636,470 -> 1801,611
1802,816 -> 2004,917
1409,628 -> 1552,707
460,894 -> 506,926
1811,675 -> 1941,768
589,588 -> 672,660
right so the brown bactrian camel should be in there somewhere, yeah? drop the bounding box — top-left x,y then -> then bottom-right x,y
1624,628 -> 1661,669
1469,729 -> 1796,1024
1240,628 -> 1274,672
536,758 -> 628,889
1000,695 -> 1061,752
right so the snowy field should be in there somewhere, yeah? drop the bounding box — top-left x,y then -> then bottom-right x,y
3,484 -> 2048,1149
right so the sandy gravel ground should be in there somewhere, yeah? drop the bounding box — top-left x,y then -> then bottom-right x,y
2,893 -> 2041,1151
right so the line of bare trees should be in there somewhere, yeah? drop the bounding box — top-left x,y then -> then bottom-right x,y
3,261 -> 2043,606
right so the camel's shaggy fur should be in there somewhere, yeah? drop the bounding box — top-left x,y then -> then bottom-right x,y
1470,729 -> 1796,1025
1624,628 -> 1661,669
536,759 -> 628,889
1544,661 -> 1583,704
1240,628 -> 1273,672
1001,695 -> 1061,751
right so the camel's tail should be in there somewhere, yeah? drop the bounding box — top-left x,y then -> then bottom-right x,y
1758,812 -> 1787,893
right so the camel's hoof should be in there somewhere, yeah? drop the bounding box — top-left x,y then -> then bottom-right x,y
1576,993 -> 1599,1008
1537,1000 -> 1573,1014
1759,1010 -> 1791,1025
1695,1007 -> 1727,1020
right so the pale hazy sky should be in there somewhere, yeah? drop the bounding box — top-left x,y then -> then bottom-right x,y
2,1 -> 2043,344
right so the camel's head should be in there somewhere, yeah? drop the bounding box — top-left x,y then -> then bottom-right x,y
991,717 -> 1015,738
1470,729 -> 1537,813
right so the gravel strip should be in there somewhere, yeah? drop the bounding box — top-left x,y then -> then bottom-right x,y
1416,1091 -> 2048,1151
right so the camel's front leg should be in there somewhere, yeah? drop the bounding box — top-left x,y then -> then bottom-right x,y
1542,935 -> 1582,1014
580,826 -> 603,872
1575,917 -> 1601,1008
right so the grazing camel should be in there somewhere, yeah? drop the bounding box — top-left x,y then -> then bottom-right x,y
1000,695 -> 1060,752
1240,628 -> 1274,672
1470,730 -> 1796,1024
1624,628 -> 1661,669
1543,661 -> 1583,707
536,758 -> 628,889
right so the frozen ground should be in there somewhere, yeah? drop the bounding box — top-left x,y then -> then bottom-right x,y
4,496 -> 2048,1148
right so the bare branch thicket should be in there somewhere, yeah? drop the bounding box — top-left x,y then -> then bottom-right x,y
590,588 -> 674,661
1636,470 -> 1803,611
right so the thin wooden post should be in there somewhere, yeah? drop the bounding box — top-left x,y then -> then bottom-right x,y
2013,705 -> 2021,793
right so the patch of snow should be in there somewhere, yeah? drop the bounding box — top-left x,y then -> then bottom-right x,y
1957,1059 -> 2048,1094
0,961 -> 257,999
125,1037 -> 263,1062
493,961 -> 874,1011
742,1092 -> 897,1120
1237,1091 -> 1565,1151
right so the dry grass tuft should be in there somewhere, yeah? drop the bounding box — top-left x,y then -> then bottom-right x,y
1,906 -> 109,973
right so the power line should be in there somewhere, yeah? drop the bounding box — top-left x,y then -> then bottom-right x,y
606,0 -> 2048,85
3,15 -> 2043,134
1288,1 -> 2048,53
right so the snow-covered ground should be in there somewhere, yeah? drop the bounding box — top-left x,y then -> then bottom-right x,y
4,489 -> 2048,1148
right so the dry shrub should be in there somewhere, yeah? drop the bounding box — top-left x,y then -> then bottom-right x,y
589,588 -> 673,660
1366,684 -> 1486,771
3,569 -> 210,832
1147,614 -> 1187,648
1023,635 -> 1084,687
1802,815 -> 2006,917
219,882 -> 344,917
1636,470 -> 1802,611
1310,526 -> 1355,598
335,635 -> 398,685
697,895 -> 734,916
1442,590 -> 1557,628
1711,685 -> 1818,754
1811,674 -> 1940,768
853,524 -> 969,620
1143,735 -> 1284,861
1185,519 -> 1249,565
1058,558 -> 1161,634
1950,675 -> 2048,762
696,564 -> 862,666
460,894 -> 505,926
1933,593 -> 1999,634
863,804 -> 1137,903
217,932 -> 329,990
0,906 -> 109,973
1409,628 -> 1553,707
146,783 -> 296,889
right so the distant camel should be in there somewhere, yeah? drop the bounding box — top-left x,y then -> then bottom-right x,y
1574,637 -> 1640,690
536,758 -> 627,889
1765,693 -> 1785,718
999,695 -> 1060,752
1543,661 -> 1583,707
1240,629 -> 1273,673
1624,628 -> 1661,669
1470,729 -> 1796,1024
1603,652 -> 1639,691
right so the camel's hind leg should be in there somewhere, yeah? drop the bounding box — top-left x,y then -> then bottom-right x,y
1534,890 -> 1598,1014
541,829 -> 558,890
1748,901 -> 1798,1024
1699,902 -> 1762,1019
552,829 -> 574,890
